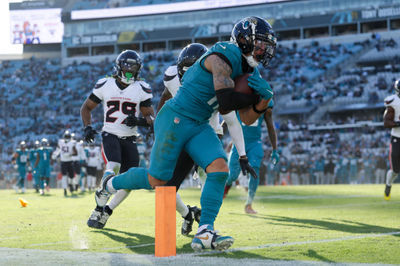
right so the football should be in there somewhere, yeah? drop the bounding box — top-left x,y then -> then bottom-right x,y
234,73 -> 254,94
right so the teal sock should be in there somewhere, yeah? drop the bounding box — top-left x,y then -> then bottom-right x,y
199,172 -> 228,227
112,167 -> 152,190
247,168 -> 260,205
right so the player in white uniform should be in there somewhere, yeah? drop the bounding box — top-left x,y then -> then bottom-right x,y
85,143 -> 102,191
383,79 -> 400,200
51,130 -> 78,196
81,50 -> 155,229
158,43 -> 255,235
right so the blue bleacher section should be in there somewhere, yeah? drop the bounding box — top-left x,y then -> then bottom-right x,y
1,35 -> 398,185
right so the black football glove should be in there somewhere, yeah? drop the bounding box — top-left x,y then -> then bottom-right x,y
239,156 -> 258,179
125,114 -> 138,127
83,125 -> 97,143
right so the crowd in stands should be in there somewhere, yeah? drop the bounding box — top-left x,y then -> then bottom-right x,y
1,35 -> 399,186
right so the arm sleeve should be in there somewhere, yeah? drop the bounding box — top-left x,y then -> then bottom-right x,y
89,93 -> 101,104
221,111 -> 246,157
216,88 -> 260,111
139,98 -> 152,107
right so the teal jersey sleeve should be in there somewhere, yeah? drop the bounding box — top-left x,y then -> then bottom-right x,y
170,41 -> 245,122
208,42 -> 243,78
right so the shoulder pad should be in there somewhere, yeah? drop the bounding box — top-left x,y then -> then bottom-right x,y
212,42 -> 240,56
94,77 -> 108,89
384,95 -> 396,106
139,81 -> 152,94
165,65 -> 178,77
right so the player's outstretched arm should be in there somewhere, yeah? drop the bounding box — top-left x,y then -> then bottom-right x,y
264,109 -> 277,151
238,99 -> 271,126
264,109 -> 279,165
80,98 -> 98,127
205,54 -> 259,111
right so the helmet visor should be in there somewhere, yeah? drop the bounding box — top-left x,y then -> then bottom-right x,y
121,60 -> 140,81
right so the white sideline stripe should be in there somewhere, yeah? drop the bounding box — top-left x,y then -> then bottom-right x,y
180,231 -> 400,257
0,237 -> 21,241
284,201 -> 399,210
29,241 -> 71,247
101,243 -> 154,250
251,195 -> 382,200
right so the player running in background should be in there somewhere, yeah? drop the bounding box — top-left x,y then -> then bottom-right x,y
223,99 -> 279,214
383,79 -> 400,200
11,141 -> 29,193
52,130 -> 78,196
85,142 -> 102,191
95,16 -> 276,251
29,140 -> 41,193
159,43 -> 254,235
81,50 -> 155,229
38,138 -> 53,194
76,139 -> 88,192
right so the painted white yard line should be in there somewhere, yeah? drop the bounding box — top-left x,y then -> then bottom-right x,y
180,231 -> 400,257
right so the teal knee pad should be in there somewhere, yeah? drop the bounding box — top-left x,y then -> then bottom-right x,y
199,172 -> 228,226
112,167 -> 152,190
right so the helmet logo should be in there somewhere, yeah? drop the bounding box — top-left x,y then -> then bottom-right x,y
243,21 -> 250,29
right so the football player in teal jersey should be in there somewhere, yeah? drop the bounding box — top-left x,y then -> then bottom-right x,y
223,99 -> 279,214
95,16 -> 277,251
38,138 -> 53,194
12,141 -> 29,193
30,140 -> 41,193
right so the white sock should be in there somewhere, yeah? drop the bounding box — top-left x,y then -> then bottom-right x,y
176,193 -> 189,217
386,170 -> 398,186
197,224 -> 210,233
106,177 -> 117,193
108,189 -> 130,210
62,176 -> 68,189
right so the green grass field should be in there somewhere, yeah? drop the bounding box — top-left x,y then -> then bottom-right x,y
1,184 -> 399,265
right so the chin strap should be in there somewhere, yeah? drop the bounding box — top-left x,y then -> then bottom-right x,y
245,55 -> 259,68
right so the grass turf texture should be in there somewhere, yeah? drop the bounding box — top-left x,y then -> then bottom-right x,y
0,184 -> 399,264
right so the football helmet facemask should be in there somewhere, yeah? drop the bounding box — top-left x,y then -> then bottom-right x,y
34,140 -> 40,148
41,138 -> 49,147
394,79 -> 400,96
231,16 -> 277,67
20,141 -> 26,149
114,50 -> 142,85
64,130 -> 71,142
177,43 -> 208,80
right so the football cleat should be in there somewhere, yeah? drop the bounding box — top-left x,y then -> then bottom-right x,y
223,185 -> 232,199
181,205 -> 201,235
96,211 -> 111,229
95,170 -> 115,207
87,208 -> 103,228
384,185 -> 392,201
191,225 -> 234,252
245,204 -> 257,214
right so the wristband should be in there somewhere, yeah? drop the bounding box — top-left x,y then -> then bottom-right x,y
252,104 -> 267,114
